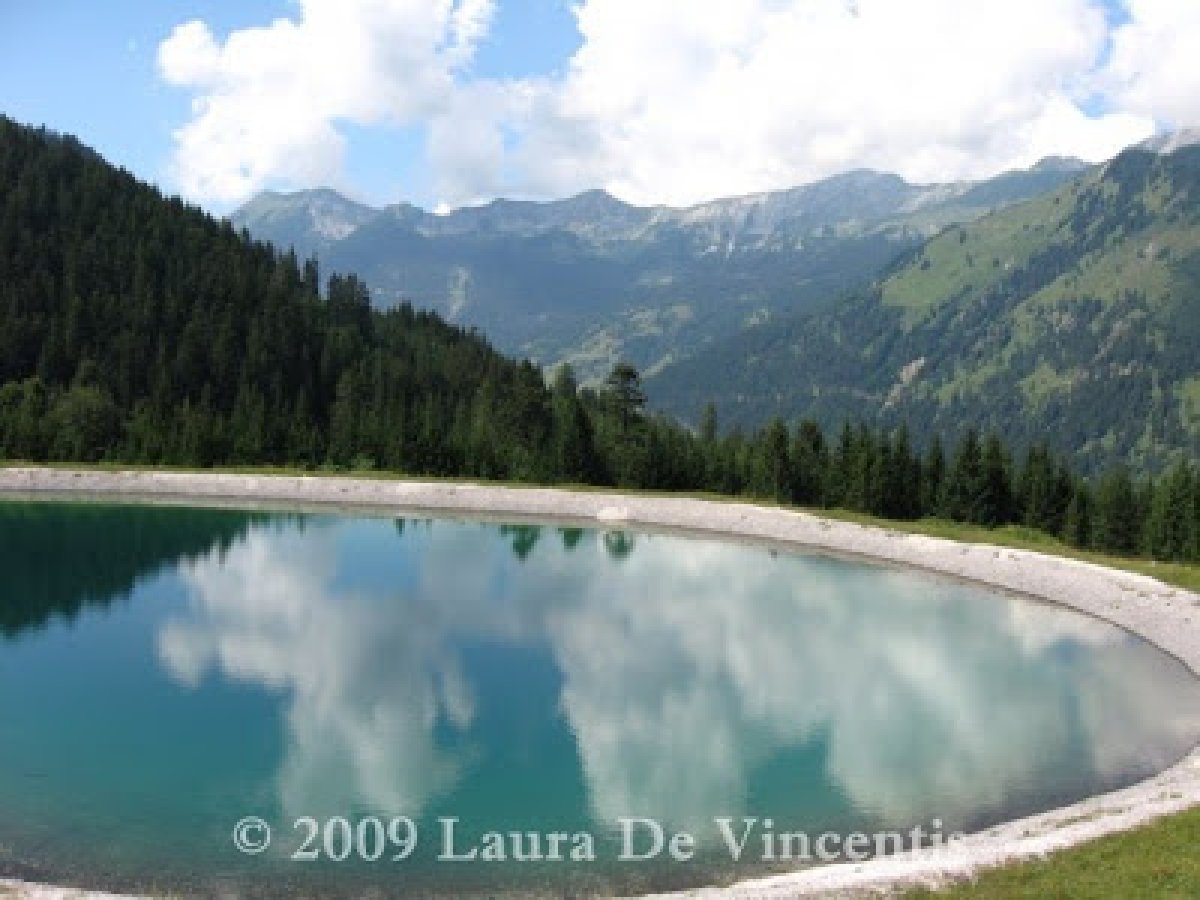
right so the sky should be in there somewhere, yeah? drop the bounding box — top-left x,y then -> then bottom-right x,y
2,0 -> 1199,214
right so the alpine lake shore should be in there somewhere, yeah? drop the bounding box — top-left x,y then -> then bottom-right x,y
2,464 -> 1200,900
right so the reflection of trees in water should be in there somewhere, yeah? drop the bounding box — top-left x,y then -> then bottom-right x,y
395,518 -> 436,538
559,527 -> 585,551
394,518 -> 440,544
603,530 -> 635,559
500,524 -> 542,560
0,503 -> 271,639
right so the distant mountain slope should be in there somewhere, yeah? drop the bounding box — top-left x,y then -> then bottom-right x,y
230,162 -> 1086,382
649,140 -> 1200,472
231,188 -> 377,255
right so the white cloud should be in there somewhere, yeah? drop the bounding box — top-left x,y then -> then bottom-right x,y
159,0 -> 1200,208
514,0 -> 1153,205
159,524 -> 494,819
157,519 -> 1200,837
157,0 -> 495,204
1101,0 -> 1200,129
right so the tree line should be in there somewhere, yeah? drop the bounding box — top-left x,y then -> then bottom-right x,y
683,408 -> 1200,564
0,115 -> 1197,567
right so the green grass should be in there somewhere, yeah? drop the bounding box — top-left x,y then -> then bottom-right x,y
812,508 -> 1200,593
905,806 -> 1200,899
1026,220 -> 1188,312
1019,362 -> 1076,409
880,177 -> 1084,323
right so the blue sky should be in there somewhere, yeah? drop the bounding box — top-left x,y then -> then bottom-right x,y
0,0 -> 579,207
1,1 -> 1193,213
1,2 -> 286,186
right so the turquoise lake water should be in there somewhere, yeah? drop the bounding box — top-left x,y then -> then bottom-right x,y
2,501 -> 1199,898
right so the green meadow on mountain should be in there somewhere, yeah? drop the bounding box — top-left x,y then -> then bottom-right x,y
232,161 -> 1084,383
649,138 -> 1200,473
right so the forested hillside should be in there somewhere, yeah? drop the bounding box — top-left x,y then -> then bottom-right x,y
650,141 -> 1200,474
0,116 -> 569,477
1,116 -> 1197,567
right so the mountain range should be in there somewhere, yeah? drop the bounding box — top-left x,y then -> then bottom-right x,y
231,160 -> 1086,383
649,135 -> 1200,472
231,134 -> 1200,472
5,112 -> 1199,478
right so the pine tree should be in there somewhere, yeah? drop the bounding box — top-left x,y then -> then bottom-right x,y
944,428 -> 984,523
326,370 -> 359,468
1146,461 -> 1196,562
921,434 -> 946,517
1018,443 -> 1055,531
1092,466 -> 1139,554
759,417 -> 792,501
603,362 -> 646,432
827,422 -> 855,509
552,388 -> 599,483
791,419 -> 828,507
978,432 -> 1014,527
846,424 -> 881,513
1063,482 -> 1093,548
881,425 -> 921,519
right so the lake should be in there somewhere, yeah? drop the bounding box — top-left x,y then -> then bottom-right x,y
2,501 -> 1199,898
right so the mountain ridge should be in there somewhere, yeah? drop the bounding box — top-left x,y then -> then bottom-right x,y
231,158 -> 1089,382
234,158 -> 1092,251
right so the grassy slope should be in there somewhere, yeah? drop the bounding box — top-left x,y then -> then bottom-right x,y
880,156 -> 1195,384
905,807 -> 1200,900
815,509 -> 1200,593
880,174 -> 1087,322
877,165 -> 1190,327
869,150 -> 1200,473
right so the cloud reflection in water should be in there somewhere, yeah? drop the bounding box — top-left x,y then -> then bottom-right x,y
157,517 -> 1200,837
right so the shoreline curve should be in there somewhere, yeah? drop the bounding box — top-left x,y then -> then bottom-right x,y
2,466 -> 1200,900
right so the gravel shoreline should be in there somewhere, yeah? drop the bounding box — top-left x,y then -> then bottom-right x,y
3,466 -> 1200,900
